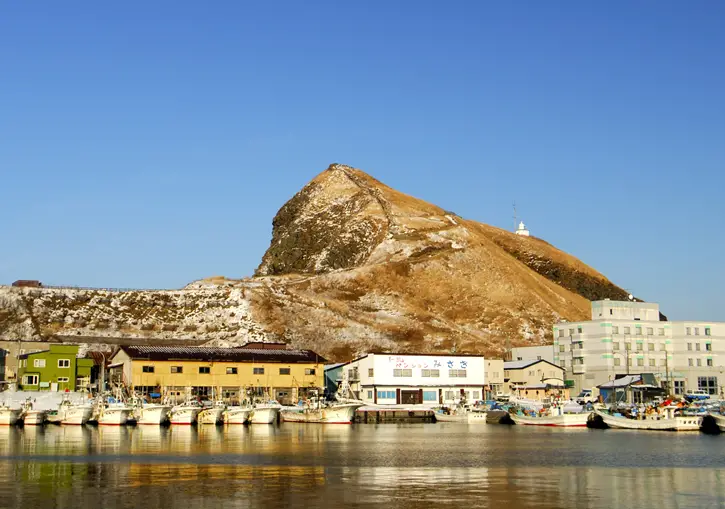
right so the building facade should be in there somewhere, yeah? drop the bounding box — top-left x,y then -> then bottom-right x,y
506,345 -> 555,363
0,339 -> 52,385
554,300 -> 725,397
484,359 -> 505,399
109,344 -> 326,405
503,359 -> 569,401
342,353 -> 486,406
17,344 -> 94,391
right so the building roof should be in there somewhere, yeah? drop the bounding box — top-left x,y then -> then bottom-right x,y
504,359 -> 562,370
598,375 -> 641,389
117,345 -> 327,364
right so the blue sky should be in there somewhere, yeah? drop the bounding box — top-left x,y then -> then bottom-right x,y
1,2 -> 723,320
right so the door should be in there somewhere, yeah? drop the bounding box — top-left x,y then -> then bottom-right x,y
400,390 -> 421,405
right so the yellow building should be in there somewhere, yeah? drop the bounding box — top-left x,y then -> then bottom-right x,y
503,359 -> 570,402
109,343 -> 326,405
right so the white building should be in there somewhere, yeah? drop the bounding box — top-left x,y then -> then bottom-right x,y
506,345 -> 555,364
342,353 -> 486,406
514,221 -> 530,236
554,300 -> 725,397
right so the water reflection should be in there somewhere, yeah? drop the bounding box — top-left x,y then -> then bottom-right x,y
0,424 -> 724,509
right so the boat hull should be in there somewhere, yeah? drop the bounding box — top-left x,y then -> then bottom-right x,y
595,410 -> 702,431
711,414 -> 725,432
198,407 -> 225,424
170,406 -> 201,425
434,411 -> 488,423
98,408 -> 134,425
510,412 -> 591,427
224,407 -> 251,424
249,406 -> 280,424
23,411 -> 46,425
0,409 -> 22,426
62,406 -> 94,425
137,405 -> 172,425
281,403 -> 362,424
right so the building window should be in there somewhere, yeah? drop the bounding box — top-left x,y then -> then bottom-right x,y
614,358 -> 621,367
707,359 -> 713,367
279,368 -> 290,375
698,376 -> 718,395
687,343 -> 692,351
636,343 -> 643,351
449,369 -> 467,378
444,391 -> 455,400
577,326 -> 582,334
377,390 -> 395,399
624,327 -> 631,334
33,359 -> 46,368
674,380 -> 684,395
58,359 -> 71,368
559,345 -> 565,352
560,360 -> 566,368
688,358 -> 693,366
649,359 -> 656,367
648,343 -> 654,351
696,343 -> 701,351
57,377 -> 69,383
22,375 -> 39,385
393,369 -> 412,377
705,327 -> 711,336
636,326 -> 642,336
199,367 -> 211,374
686,327 -> 691,335
658,328 -> 665,336
170,366 -> 183,373
423,391 -> 438,402
368,368 -> 374,377
694,328 -> 699,336
612,326 -> 619,334
472,391 -> 480,400
660,343 -> 666,351
646,327 -> 653,335
558,329 -> 564,338
697,359 -> 702,367
637,358 -> 644,367
367,390 -> 373,399
624,343 -> 631,351
253,367 -> 264,375
226,367 -> 238,375
706,343 -> 712,351
613,342 -> 620,351
142,365 -> 155,373
304,368 -> 316,375
421,369 -> 440,377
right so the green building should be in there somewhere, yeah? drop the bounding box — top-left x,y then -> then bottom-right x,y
17,345 -> 94,392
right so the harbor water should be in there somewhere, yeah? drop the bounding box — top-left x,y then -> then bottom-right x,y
1,423 -> 724,509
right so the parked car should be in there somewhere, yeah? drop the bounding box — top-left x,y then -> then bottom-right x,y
684,390 -> 710,402
575,389 -> 597,405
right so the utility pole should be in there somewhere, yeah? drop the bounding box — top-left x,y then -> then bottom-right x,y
513,202 -> 517,232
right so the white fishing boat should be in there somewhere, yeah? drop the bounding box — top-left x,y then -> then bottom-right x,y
223,405 -> 252,424
510,411 -> 591,427
20,399 -> 46,426
169,397 -> 202,425
62,403 -> 95,425
198,400 -> 226,425
0,402 -> 23,426
282,401 -> 362,424
434,405 -> 488,423
709,413 -> 725,432
136,403 -> 172,425
97,403 -> 134,425
595,407 -> 702,431
46,394 -> 75,424
249,402 -> 281,424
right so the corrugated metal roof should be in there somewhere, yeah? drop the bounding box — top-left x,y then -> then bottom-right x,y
119,345 -> 326,363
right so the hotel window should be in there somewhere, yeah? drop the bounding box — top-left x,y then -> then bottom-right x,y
660,343 -> 666,351
170,366 -> 183,373
706,343 -> 712,351
694,328 -> 700,336
450,369 -> 467,378
58,359 -> 71,368
577,326 -> 582,334
558,329 -> 564,338
33,359 -> 46,368
686,327 -> 691,335
674,381 -> 684,395
613,358 -> 621,367
57,377 -> 69,383
648,343 -> 655,351
377,390 -> 395,399
559,345 -> 565,352
625,343 -> 631,350
707,359 -> 713,367
624,327 -> 631,334
305,368 -> 316,376
368,368 -> 374,377
367,390 -> 373,399
613,342 -> 620,351
393,369 -> 412,377
199,367 -> 211,374
687,343 -> 692,351
658,328 -> 665,336
646,327 -> 653,335
142,365 -> 155,373
23,375 -> 39,385
697,359 -> 702,367
705,327 -> 711,336
421,369 -> 440,377
279,368 -> 290,375
423,391 -> 438,402
637,358 -> 644,367
696,343 -> 701,351
697,376 -> 718,395
636,343 -> 643,351
636,326 -> 642,336
560,360 -> 566,368
226,367 -> 238,375
649,359 -> 656,367
569,328 -> 575,336
688,358 -> 693,366
612,326 -> 619,334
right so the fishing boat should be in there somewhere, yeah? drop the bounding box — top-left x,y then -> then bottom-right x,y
709,413 -> 725,432
20,398 -> 46,426
198,400 -> 226,425
135,400 -> 172,425
61,401 -> 95,425
223,404 -> 252,424
282,400 -> 362,424
169,397 -> 202,425
434,405 -> 488,423
0,402 -> 23,425
594,407 -> 702,431
510,410 -> 591,427
97,400 -> 135,425
46,394 -> 74,424
249,401 -> 281,424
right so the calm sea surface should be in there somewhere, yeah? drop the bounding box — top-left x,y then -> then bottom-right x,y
1,423 -> 724,509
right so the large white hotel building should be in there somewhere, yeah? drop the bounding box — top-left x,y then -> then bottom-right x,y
554,300 -> 724,397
